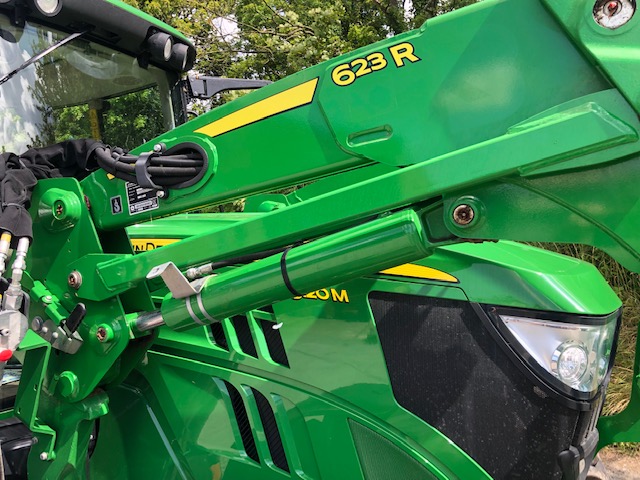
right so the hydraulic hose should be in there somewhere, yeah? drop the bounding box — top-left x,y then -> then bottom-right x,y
94,147 -> 205,189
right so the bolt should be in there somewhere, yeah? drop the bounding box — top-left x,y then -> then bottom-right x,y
96,327 -> 107,342
43,295 -> 52,304
31,317 -> 43,332
51,332 -> 59,340
95,324 -> 114,343
452,204 -> 475,226
68,271 -> 82,290
0,329 -> 10,336
153,143 -> 163,153
39,452 -> 48,461
157,190 -> 166,199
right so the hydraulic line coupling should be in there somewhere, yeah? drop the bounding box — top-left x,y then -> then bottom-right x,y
0,235 -> 30,382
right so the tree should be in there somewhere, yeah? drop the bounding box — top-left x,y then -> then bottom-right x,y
123,0 -> 238,76
123,0 -> 481,81
411,0 -> 481,28
226,0 -> 408,80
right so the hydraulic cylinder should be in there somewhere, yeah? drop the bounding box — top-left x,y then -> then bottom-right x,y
159,209 -> 432,331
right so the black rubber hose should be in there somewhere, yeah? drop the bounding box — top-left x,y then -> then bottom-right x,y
148,158 -> 203,167
99,155 -> 202,177
95,147 -> 203,186
208,246 -> 288,270
116,154 -> 203,166
147,166 -> 202,176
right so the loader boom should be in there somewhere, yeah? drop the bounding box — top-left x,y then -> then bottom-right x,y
1,0 -> 640,478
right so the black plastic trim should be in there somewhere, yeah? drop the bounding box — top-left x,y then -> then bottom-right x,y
0,0 -> 195,72
209,321 -> 228,351
558,429 -> 599,480
224,381 -> 259,463
252,389 -> 289,473
487,305 -> 617,327
231,315 -> 258,358
258,319 -> 289,367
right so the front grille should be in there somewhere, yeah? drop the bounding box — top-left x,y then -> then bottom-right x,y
369,292 -> 599,480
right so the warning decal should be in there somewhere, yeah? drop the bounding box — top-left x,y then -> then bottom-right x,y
126,182 -> 159,215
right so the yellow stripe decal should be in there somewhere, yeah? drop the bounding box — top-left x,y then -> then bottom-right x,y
131,238 -> 180,252
379,264 -> 458,283
195,78 -> 319,138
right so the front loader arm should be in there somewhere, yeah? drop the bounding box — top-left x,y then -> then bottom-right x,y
13,0 -> 640,477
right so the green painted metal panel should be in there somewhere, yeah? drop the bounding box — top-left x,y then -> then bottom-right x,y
8,0 -> 640,476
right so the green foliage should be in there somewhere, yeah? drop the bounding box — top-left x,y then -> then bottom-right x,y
411,0 -> 483,27
123,0 -> 481,81
123,0 -> 239,76
227,0 -> 408,80
101,88 -> 166,148
35,88 -> 165,151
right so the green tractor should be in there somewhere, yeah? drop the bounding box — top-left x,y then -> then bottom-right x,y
0,0 -> 638,479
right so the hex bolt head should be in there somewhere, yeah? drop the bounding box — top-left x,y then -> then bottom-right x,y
452,204 -> 475,226
68,271 -> 82,290
39,452 -> 48,461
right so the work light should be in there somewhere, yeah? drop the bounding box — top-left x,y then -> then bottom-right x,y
486,307 -> 619,399
147,32 -> 173,62
169,42 -> 195,72
32,0 -> 61,16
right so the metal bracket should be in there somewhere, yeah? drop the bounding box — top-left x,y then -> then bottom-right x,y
32,317 -> 83,355
147,262 -> 203,298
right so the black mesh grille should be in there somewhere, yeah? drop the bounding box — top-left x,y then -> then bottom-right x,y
209,321 -> 228,350
224,381 -> 259,463
258,319 -> 289,367
370,292 -> 583,480
349,419 -> 437,480
252,389 -> 289,473
231,315 -> 258,358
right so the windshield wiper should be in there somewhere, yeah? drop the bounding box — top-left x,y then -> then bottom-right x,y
0,30 -> 86,87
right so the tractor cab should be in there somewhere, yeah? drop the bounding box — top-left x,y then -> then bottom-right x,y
0,0 -> 193,153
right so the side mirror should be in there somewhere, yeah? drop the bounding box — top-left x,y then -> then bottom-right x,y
186,74 -> 271,99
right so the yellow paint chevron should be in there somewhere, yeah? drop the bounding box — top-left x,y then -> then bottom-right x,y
195,78 -> 319,138
380,264 -> 458,283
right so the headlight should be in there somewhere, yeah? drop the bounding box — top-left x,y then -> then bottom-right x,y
485,306 -> 620,401
147,32 -> 173,62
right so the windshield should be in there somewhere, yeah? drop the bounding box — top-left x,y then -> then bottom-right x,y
0,15 -> 184,153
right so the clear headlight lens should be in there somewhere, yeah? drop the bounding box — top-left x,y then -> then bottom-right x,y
497,311 -> 618,394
